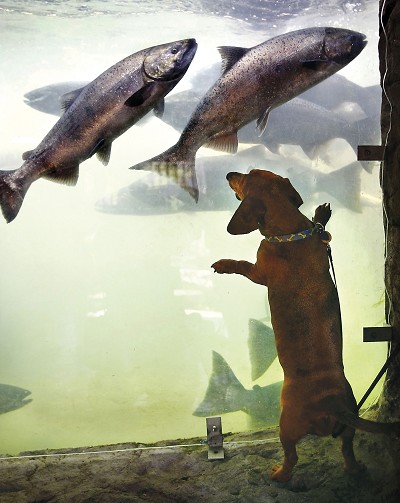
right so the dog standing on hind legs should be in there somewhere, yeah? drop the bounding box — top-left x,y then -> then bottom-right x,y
211,169 -> 400,482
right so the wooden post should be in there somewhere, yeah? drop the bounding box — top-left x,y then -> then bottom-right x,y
378,0 -> 400,420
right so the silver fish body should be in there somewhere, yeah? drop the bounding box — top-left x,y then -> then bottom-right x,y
0,38 -> 197,222
131,27 -> 367,200
0,383 -> 32,414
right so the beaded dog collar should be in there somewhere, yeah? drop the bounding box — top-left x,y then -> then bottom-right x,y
264,223 -> 331,244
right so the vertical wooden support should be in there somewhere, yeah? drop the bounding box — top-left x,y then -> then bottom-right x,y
378,0 -> 400,420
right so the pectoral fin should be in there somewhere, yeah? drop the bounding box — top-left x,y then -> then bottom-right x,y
218,46 -> 249,74
301,59 -> 330,71
256,107 -> 272,135
153,98 -> 165,118
204,131 -> 238,154
60,87 -> 86,112
125,83 -> 156,107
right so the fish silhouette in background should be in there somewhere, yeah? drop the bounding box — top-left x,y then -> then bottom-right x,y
24,81 -> 89,116
248,318 -> 277,381
0,383 -> 32,414
194,319 -> 282,426
159,91 -> 377,171
0,38 -> 197,222
22,66 -> 380,122
130,28 -> 367,200
96,146 -> 364,215
194,350 -> 282,427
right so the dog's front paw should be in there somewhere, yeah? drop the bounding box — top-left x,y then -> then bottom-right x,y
211,259 -> 236,274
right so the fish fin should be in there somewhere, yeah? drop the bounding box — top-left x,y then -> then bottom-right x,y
256,108 -> 272,135
193,351 -> 247,416
218,46 -> 249,74
60,87 -> 85,112
96,141 -> 112,166
301,143 -> 318,159
153,98 -> 165,118
42,164 -> 80,186
0,170 -> 31,223
204,131 -> 238,154
22,150 -> 34,161
248,319 -> 277,381
319,162 -> 362,213
301,59 -> 330,71
263,141 -> 280,155
125,83 -> 157,107
130,144 -> 199,201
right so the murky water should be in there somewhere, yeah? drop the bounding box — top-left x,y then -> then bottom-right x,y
0,0 -> 386,455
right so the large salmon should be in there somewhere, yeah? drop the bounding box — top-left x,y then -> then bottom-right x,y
131,28 -> 366,200
0,38 -> 197,222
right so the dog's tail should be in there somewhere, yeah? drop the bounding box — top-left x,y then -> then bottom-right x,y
325,396 -> 400,437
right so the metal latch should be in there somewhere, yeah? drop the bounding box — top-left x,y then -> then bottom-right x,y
206,417 -> 224,460
357,145 -> 385,161
363,325 -> 392,342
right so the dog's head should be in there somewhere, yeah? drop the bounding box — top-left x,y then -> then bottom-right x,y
226,169 -> 303,235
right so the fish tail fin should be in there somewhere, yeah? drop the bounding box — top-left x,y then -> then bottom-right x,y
0,170 -> 30,223
193,351 -> 246,417
130,143 -> 199,201
320,162 -> 362,213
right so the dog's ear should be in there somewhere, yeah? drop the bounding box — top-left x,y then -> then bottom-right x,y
227,196 -> 265,235
283,178 -> 303,208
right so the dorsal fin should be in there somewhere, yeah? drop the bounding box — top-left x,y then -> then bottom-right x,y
60,87 -> 86,112
22,150 -> 34,161
217,46 -> 249,74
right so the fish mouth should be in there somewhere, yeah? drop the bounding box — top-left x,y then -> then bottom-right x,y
324,28 -> 367,64
20,390 -> 32,407
173,38 -> 198,76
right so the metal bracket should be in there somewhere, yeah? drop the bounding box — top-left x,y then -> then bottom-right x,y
206,417 -> 224,460
357,145 -> 385,161
363,325 -> 392,342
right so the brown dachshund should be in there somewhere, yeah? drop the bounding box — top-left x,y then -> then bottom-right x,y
212,169 -> 400,482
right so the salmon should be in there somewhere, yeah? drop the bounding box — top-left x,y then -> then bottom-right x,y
0,38 -> 197,222
131,28 -> 366,201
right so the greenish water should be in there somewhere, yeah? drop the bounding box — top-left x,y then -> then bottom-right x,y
0,0 -> 386,455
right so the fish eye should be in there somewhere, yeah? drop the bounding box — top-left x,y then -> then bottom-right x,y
171,47 -> 178,54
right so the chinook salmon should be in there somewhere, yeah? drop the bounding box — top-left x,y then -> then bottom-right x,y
0,38 -> 197,222
131,28 -> 366,200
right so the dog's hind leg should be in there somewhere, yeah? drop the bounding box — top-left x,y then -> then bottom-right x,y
271,409 -> 305,482
340,426 -> 363,474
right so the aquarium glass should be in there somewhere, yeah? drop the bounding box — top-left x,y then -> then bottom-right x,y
0,0 -> 385,455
